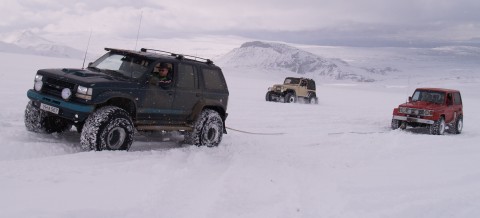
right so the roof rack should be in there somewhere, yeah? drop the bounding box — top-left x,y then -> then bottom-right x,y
140,48 -> 214,65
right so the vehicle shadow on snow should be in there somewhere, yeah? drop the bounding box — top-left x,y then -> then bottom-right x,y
130,131 -> 189,151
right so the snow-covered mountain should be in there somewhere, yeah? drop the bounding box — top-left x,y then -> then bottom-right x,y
217,41 -> 379,82
0,30 -> 85,59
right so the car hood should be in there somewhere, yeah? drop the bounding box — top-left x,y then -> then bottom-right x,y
273,84 -> 297,89
399,101 -> 444,110
37,68 -> 134,86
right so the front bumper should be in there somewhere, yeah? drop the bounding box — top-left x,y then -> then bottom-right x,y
268,92 -> 285,102
392,115 -> 435,125
27,89 -> 94,122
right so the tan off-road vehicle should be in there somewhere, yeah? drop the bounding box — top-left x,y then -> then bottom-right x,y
266,77 -> 318,104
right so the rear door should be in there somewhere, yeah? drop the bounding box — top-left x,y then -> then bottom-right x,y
171,63 -> 202,121
444,92 -> 456,123
452,92 -> 463,121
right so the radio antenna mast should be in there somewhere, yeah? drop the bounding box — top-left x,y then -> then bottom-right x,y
82,30 -> 92,69
134,11 -> 143,50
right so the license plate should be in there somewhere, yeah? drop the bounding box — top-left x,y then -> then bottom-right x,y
40,103 -> 59,114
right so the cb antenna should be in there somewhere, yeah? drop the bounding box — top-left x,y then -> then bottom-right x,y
134,11 -> 143,50
82,30 -> 92,69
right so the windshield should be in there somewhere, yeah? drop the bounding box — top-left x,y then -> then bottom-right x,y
90,53 -> 151,79
284,78 -> 300,85
412,90 -> 445,104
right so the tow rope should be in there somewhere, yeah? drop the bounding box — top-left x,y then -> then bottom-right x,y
328,131 -> 388,135
226,127 -> 285,135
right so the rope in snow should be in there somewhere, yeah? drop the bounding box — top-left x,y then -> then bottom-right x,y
328,131 -> 389,135
226,127 -> 285,135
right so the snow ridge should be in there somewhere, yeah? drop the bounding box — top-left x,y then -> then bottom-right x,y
0,30 -> 85,59
218,41 -> 373,81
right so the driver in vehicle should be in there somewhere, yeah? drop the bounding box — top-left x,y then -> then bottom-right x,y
150,63 -> 172,88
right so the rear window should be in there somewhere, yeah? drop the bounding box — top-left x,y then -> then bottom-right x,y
453,92 -> 462,105
202,68 -> 226,90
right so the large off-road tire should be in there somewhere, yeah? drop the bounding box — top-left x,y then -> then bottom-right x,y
24,101 -> 71,133
391,119 -> 406,130
80,106 -> 134,151
306,93 -> 318,104
284,93 -> 296,103
449,115 -> 463,134
184,109 -> 224,147
265,91 -> 273,101
429,117 -> 445,135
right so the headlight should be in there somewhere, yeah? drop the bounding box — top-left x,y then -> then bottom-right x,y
34,74 -> 43,91
35,74 -> 43,82
424,110 -> 433,116
75,85 -> 93,100
399,107 -> 407,113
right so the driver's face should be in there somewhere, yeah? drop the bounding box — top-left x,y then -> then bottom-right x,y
159,68 -> 168,76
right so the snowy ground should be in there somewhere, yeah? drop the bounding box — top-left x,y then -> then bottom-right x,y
1,47 -> 480,218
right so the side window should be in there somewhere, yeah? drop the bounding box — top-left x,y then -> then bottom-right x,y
453,92 -> 462,105
307,80 -> 315,90
176,64 -> 196,89
202,68 -> 226,90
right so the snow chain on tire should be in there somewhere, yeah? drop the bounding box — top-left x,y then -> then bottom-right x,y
80,106 -> 134,151
24,101 -> 71,133
184,109 -> 224,147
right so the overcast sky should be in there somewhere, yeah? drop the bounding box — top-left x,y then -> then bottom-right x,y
1,0 -> 480,49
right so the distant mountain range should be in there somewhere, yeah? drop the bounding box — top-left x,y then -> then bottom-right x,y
0,30 -> 85,59
217,41 -> 389,82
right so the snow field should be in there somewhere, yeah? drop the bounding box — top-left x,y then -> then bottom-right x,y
1,50 -> 480,218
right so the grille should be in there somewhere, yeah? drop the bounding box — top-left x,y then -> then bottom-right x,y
404,108 -> 428,116
43,77 -> 76,98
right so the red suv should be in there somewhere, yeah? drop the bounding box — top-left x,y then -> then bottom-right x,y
391,88 -> 463,135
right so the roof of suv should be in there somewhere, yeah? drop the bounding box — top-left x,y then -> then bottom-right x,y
286,77 -> 314,81
105,48 -> 218,68
416,87 -> 460,93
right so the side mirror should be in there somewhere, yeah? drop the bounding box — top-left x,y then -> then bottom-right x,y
87,62 -> 93,67
408,96 -> 412,102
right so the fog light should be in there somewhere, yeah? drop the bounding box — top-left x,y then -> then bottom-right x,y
61,88 -> 72,100
34,81 -> 43,91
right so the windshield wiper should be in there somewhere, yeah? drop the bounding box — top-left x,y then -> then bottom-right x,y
103,69 -> 131,79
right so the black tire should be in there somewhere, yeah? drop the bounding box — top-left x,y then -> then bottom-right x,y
24,101 -> 71,134
450,115 -> 463,134
80,106 -> 134,151
391,119 -> 406,130
429,117 -> 445,135
284,93 -> 296,103
184,109 -> 224,147
265,91 -> 273,101
306,93 -> 318,104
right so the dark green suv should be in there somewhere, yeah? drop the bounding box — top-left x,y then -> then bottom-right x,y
25,48 -> 229,150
